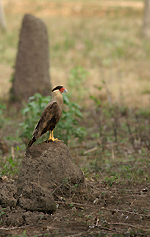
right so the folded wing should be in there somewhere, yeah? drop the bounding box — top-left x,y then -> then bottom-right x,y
28,101 -> 62,147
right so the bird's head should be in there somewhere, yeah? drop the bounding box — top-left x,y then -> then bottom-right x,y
52,86 -> 67,93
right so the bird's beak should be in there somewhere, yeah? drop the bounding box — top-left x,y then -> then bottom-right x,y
64,89 -> 68,93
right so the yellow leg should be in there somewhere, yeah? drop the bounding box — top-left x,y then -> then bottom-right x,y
48,131 -> 52,140
51,130 -> 59,141
48,130 -> 59,141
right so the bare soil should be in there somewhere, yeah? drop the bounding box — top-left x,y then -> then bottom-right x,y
0,141 -> 150,236
0,179 -> 150,236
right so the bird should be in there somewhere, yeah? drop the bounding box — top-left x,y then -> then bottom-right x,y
28,85 -> 67,148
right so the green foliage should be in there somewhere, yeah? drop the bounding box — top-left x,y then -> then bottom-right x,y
0,208 -> 5,225
9,65 -> 15,83
0,152 -> 21,177
0,144 -> 24,178
19,93 -> 86,146
136,108 -> 150,119
0,207 -> 5,218
89,86 -> 102,108
0,102 -> 6,128
104,175 -> 119,187
68,66 -> 88,88
55,94 -> 86,144
0,103 -> 6,112
67,66 -> 89,101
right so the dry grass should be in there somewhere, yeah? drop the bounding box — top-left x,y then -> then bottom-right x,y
1,0 -> 150,107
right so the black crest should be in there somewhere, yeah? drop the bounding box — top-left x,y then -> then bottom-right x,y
52,86 -> 63,92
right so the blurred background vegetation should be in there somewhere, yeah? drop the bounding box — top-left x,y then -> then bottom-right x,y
0,0 -> 150,107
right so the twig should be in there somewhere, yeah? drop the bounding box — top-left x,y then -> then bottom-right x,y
135,114 -> 141,140
56,201 -> 94,208
126,120 -> 132,137
0,224 -> 37,231
104,208 -> 150,218
67,231 -> 86,237
52,183 -> 64,194
112,118 -> 117,143
134,114 -> 138,140
69,145 -> 87,149
11,146 -> 15,159
111,144 -> 115,161
67,225 -> 113,237
99,114 -> 103,139
126,118 -> 134,145
107,221 -> 150,231
103,79 -> 112,107
84,147 -> 98,154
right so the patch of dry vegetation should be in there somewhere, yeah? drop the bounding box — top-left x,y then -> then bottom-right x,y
1,0 -> 150,107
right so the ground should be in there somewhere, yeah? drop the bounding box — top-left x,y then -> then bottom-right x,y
0,0 -> 150,236
0,180 -> 150,236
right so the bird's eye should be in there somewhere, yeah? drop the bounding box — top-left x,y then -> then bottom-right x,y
60,87 -> 65,93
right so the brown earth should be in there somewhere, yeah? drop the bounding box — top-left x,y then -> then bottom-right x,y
0,179 -> 150,236
0,142 -> 150,236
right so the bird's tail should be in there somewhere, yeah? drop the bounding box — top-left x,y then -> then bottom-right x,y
28,136 -> 36,148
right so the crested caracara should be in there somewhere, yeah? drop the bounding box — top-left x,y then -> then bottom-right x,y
28,85 -> 67,148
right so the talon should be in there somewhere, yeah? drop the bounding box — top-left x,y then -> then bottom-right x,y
51,137 -> 59,141
48,131 -> 60,142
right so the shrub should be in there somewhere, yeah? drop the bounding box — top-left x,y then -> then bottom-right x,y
19,93 -> 86,146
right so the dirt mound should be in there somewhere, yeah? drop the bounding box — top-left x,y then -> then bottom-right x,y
17,141 -> 84,194
10,14 -> 51,104
17,182 -> 56,213
0,183 -> 17,208
0,141 -> 84,227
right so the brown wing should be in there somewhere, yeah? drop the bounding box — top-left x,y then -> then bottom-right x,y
28,102 -> 62,147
